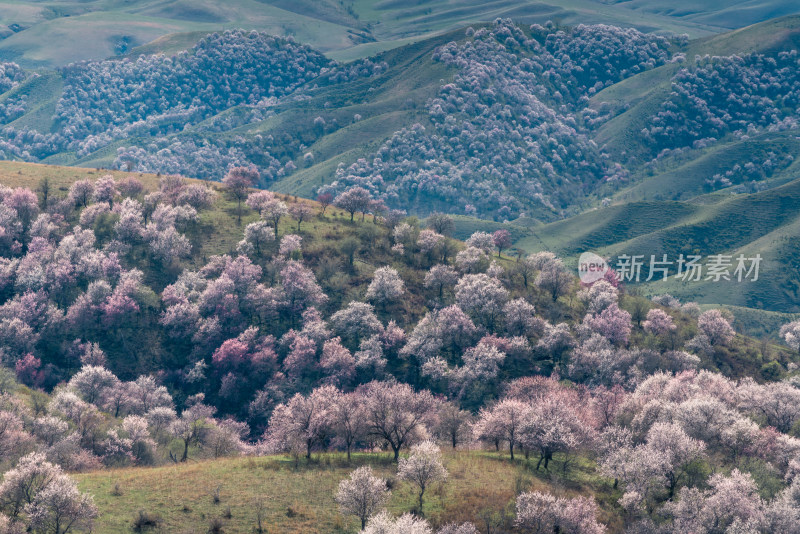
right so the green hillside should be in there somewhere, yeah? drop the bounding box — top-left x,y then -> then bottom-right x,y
0,0 -> 793,68
605,0 -> 800,29
0,14 -> 797,321
0,156 -> 796,534
268,15 -> 800,225
74,451 -> 616,533
3,7 -> 800,534
506,169 -> 800,327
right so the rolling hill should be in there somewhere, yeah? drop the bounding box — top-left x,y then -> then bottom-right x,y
0,13 -> 796,320
0,159 -> 797,534
0,0 -> 794,68
508,167 -> 800,326
0,159 -> 795,534
3,7 -> 800,534
475,16 -> 800,319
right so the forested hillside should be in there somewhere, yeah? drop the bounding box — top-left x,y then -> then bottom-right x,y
0,19 -> 797,222
0,165 -> 799,533
0,2 -> 800,532
0,17 -> 796,318
318,23 -> 674,220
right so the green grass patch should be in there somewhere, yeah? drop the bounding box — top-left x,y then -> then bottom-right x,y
75,450 -> 620,533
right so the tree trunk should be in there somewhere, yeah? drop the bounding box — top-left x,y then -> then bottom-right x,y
182,438 -> 190,462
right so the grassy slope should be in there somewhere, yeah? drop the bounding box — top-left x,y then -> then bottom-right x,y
0,160 -> 161,189
685,13 -> 800,57
610,0 -> 800,29
1,71 -> 63,134
513,172 -> 800,307
0,0 -> 761,69
354,0 -> 723,40
121,30 -> 216,58
0,1 -> 358,68
269,30 -> 459,196
514,201 -> 701,257
590,63 -> 680,162
613,132 -> 800,203
75,451 -> 617,533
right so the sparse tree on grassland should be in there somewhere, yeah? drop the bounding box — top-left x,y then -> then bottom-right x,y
335,187 -> 372,222
336,466 -> 390,529
224,166 -> 258,224
289,203 -> 313,231
398,441 -> 447,513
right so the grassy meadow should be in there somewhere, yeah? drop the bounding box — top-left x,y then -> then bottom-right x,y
75,450 -> 620,533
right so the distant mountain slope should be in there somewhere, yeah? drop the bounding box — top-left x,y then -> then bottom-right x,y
511,166 -> 800,316
0,0 -> 795,68
0,18 -> 797,197
0,1 -> 360,68
0,18 -> 798,216
602,0 -> 800,30
0,15 -> 797,316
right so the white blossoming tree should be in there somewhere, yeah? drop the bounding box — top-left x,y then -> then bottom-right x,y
336,466 -> 390,529
398,441 -> 448,512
